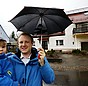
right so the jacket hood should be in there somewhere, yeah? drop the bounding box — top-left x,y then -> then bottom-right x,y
0,52 -> 13,59
0,53 -> 6,59
6,52 -> 13,56
9,47 -> 39,65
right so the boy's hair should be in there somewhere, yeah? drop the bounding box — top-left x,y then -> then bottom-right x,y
0,38 -> 7,46
17,32 -> 33,43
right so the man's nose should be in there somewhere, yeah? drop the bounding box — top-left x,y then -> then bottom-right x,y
22,42 -> 26,46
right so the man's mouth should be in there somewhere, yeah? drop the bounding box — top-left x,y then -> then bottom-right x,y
21,47 -> 27,50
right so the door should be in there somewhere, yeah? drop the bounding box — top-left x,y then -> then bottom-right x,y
81,42 -> 88,51
42,41 -> 48,50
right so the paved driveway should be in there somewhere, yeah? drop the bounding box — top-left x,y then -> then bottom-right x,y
44,54 -> 88,86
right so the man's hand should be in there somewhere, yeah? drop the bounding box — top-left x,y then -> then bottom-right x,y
38,48 -> 45,66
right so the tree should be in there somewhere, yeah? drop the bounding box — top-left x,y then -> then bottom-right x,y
11,31 -> 17,41
11,31 -> 15,38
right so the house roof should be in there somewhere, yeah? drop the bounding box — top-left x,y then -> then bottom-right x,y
0,25 -> 9,39
66,7 -> 88,23
66,7 -> 88,15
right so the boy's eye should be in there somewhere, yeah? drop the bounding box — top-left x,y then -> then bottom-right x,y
2,46 -> 6,48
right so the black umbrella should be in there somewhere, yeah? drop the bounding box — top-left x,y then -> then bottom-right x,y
9,6 -> 72,45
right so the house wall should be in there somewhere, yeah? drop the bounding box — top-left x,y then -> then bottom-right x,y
33,38 -> 41,49
48,24 -> 77,51
33,7 -> 88,51
75,35 -> 88,50
33,24 -> 85,51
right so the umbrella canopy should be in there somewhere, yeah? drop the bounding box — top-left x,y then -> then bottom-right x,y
9,6 -> 72,35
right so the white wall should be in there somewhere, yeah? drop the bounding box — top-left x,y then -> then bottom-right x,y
34,24 -> 88,51
65,24 -> 77,49
33,38 -> 41,49
48,24 -> 77,51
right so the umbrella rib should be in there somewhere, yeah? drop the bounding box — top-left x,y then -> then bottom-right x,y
35,7 -> 48,16
34,7 -> 47,14
18,16 -> 39,30
43,9 -> 48,14
44,16 -> 62,29
35,8 -> 40,13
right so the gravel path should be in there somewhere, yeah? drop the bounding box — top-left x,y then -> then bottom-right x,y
50,54 -> 88,71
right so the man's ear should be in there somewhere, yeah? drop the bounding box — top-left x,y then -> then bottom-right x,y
17,41 -> 19,46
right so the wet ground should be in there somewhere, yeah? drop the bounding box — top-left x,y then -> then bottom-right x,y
44,54 -> 88,86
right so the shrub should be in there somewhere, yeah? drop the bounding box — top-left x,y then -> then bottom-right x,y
46,49 -> 55,57
72,49 -> 81,54
81,50 -> 88,55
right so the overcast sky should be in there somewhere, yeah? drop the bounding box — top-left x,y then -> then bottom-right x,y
0,0 -> 88,36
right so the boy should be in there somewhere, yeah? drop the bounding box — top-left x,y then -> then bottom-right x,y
0,38 -> 19,86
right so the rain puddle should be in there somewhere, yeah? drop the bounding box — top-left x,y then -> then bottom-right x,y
44,54 -> 88,86
44,70 -> 88,86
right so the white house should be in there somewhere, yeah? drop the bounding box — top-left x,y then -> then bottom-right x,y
34,7 -> 88,52
0,25 -> 9,42
48,24 -> 76,51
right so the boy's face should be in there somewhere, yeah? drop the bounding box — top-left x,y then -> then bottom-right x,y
0,42 -> 7,54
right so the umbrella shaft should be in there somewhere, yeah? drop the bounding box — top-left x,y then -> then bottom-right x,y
41,35 -> 42,47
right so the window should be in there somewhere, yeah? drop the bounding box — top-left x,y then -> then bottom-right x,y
56,40 -> 63,46
73,42 -> 74,45
76,22 -> 88,28
56,40 -> 58,46
42,41 -> 48,50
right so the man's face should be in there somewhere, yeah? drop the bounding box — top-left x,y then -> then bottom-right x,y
0,43 -> 7,54
18,35 -> 33,54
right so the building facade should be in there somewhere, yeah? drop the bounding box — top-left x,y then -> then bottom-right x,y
34,7 -> 88,52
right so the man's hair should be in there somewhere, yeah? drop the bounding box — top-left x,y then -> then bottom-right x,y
17,32 -> 33,42
0,38 -> 7,46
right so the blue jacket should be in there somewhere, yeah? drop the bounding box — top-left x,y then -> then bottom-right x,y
9,48 -> 55,86
0,53 -> 19,86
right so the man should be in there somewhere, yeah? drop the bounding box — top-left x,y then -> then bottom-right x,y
0,38 -> 19,86
9,32 -> 55,86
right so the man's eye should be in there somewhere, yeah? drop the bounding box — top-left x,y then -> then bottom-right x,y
20,41 -> 23,44
25,41 -> 29,43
